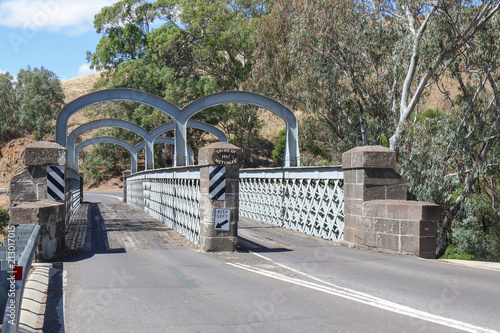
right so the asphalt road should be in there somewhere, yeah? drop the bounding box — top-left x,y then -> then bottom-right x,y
83,191 -> 123,204
61,196 -> 500,333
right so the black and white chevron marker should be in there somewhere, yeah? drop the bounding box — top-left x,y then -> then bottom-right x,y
209,166 -> 226,200
47,165 -> 65,201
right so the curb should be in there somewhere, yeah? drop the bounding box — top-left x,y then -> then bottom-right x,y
18,263 -> 64,333
438,259 -> 500,272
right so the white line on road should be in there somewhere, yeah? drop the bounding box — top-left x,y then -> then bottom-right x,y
228,256 -> 498,333
88,193 -> 124,201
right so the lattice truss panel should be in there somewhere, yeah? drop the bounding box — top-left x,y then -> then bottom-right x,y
65,168 -> 81,224
240,167 -> 344,242
127,168 -> 201,245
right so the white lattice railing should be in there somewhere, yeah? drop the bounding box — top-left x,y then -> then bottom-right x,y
65,167 -> 82,225
126,167 -> 201,244
239,167 -> 344,242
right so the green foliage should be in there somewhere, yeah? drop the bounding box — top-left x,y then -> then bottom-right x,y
0,209 -> 9,238
416,108 -> 442,123
81,135 -> 129,186
452,194 -> 500,262
0,72 -> 18,142
272,128 -> 286,165
83,0 -> 272,174
380,134 -> 389,148
0,67 -> 64,142
440,245 -> 475,260
15,66 -> 65,140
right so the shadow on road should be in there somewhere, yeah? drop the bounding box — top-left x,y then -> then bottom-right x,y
65,203 -> 125,262
237,235 -> 292,253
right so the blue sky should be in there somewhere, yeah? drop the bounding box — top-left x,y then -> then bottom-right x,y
0,0 -> 118,81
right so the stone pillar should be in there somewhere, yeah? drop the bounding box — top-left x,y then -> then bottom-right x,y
198,143 -> 242,252
342,146 -> 439,258
122,170 -> 131,203
8,142 -> 67,260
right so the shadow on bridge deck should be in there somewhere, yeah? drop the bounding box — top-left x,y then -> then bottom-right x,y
65,202 -> 196,261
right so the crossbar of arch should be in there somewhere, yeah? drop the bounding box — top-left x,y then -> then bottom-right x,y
67,119 -> 227,170
75,137 -> 195,173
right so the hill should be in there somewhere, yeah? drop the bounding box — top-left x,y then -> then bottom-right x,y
0,73 -> 100,190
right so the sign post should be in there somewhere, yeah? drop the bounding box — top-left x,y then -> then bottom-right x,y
198,142 -> 242,252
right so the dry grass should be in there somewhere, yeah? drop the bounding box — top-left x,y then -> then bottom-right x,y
61,72 -> 101,104
0,195 -> 9,210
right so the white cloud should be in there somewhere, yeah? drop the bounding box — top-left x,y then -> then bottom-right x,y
77,63 -> 98,77
0,0 -> 116,35
0,69 -> 6,74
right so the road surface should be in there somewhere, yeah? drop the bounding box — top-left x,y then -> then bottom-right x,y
61,196 -> 500,332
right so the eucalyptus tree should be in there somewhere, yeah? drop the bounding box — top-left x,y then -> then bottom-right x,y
86,0 -> 272,167
251,0 -> 500,255
15,66 -> 65,140
0,72 -> 18,141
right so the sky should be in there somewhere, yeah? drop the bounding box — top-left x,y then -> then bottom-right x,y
0,0 -> 118,81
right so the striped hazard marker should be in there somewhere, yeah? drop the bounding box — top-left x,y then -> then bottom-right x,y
47,165 -> 65,201
209,166 -> 226,200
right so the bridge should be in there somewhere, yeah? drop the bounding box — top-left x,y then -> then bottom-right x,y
3,89 -> 500,332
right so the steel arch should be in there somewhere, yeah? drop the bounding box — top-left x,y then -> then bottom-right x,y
56,88 -> 180,146
67,119 -> 150,169
179,91 -> 299,166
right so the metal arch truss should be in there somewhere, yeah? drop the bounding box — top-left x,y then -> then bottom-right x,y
67,119 -> 226,170
56,89 -> 299,168
239,167 -> 345,242
126,167 -> 201,244
75,137 -> 195,173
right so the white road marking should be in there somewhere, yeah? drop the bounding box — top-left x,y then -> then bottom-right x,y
88,193 -> 123,201
228,253 -> 498,333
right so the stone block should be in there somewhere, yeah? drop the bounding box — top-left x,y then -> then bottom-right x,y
400,235 -> 420,255
9,200 -> 65,260
363,169 -> 404,185
420,221 -> 438,237
419,236 -> 437,259
342,227 -> 355,243
24,141 -> 66,166
200,235 -> 237,252
400,219 -> 420,237
225,166 -> 240,179
382,200 -> 440,220
225,179 -> 239,194
343,170 -> 357,184
345,199 -> 363,216
363,201 -> 387,218
363,184 -> 388,201
361,230 -> 377,247
343,214 -> 356,229
385,184 -> 408,200
376,233 -> 400,252
342,146 -> 396,170
374,218 -> 399,235
356,216 -> 373,231
198,142 -> 242,166
200,220 -> 238,238
8,182 -> 38,202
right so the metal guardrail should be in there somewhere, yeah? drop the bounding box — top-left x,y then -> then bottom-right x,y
239,166 -> 345,242
1,224 -> 40,332
65,167 -> 82,226
126,167 -> 201,244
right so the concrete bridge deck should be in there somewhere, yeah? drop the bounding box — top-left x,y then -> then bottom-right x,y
18,197 -> 500,333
